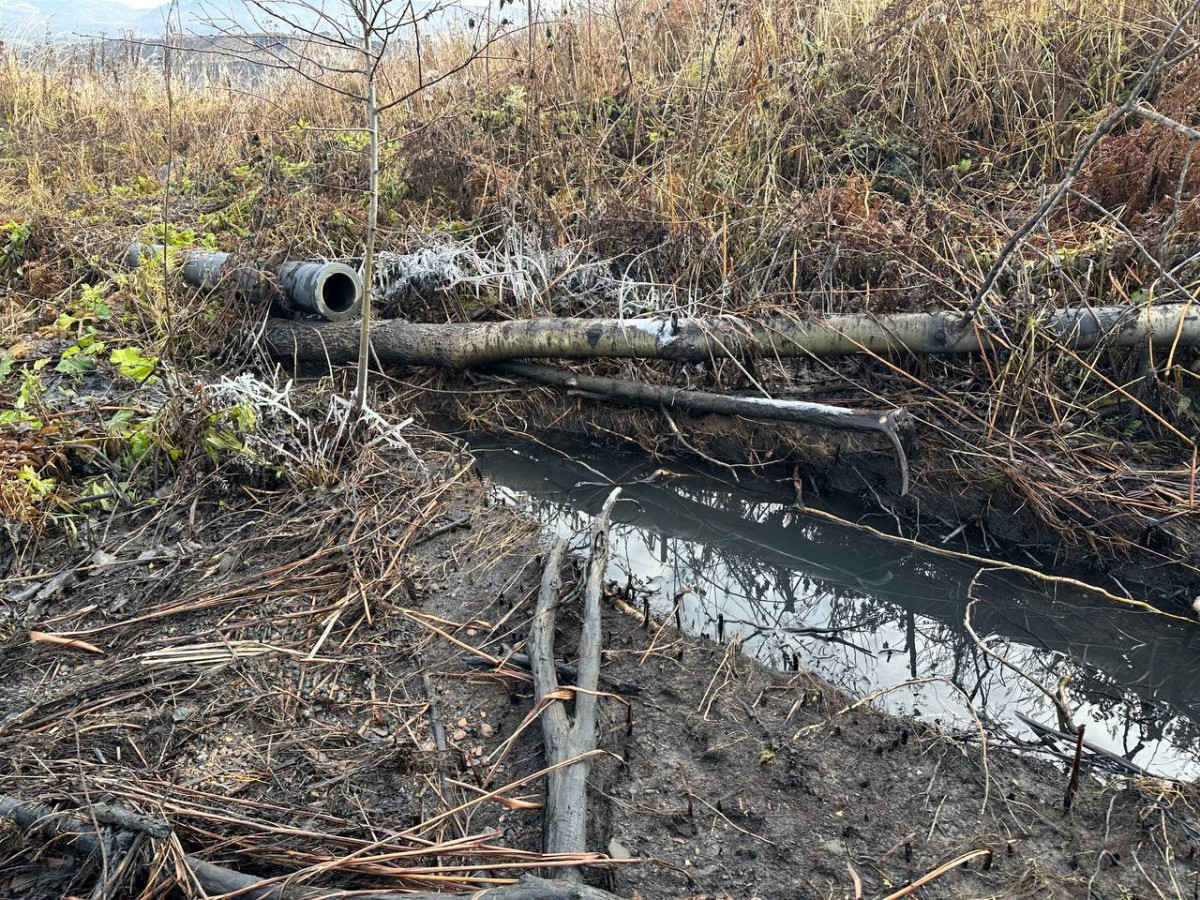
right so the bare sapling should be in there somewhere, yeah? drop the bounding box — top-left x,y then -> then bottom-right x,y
194,0 -> 508,415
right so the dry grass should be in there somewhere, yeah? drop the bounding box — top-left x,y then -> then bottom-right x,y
1,0 -> 1198,575
3,6 -> 1200,896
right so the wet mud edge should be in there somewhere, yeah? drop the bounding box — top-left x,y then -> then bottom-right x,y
413,497 -> 1200,899
423,390 -> 1200,606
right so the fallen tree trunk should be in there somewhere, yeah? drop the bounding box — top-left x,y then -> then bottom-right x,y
264,304 -> 1200,367
0,795 -> 623,900
528,488 -> 621,883
494,362 -> 910,494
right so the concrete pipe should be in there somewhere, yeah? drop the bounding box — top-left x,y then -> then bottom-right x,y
275,259 -> 362,322
125,244 -> 363,322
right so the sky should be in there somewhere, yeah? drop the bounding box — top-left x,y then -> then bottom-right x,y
110,0 -> 168,7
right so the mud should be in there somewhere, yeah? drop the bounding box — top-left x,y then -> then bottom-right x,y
391,493 -> 1200,899
3,452 -> 1198,899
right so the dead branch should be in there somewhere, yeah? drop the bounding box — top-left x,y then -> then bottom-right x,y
964,586 -> 1076,733
0,795 -> 624,900
880,848 -> 993,900
528,488 -> 622,882
493,361 -> 910,495
1013,712 -> 1159,779
964,0 -> 1200,319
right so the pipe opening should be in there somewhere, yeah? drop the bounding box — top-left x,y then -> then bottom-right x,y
322,271 -> 359,314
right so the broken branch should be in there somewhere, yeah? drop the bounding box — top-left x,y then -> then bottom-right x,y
529,488 -> 622,882
0,795 -> 625,900
493,361 -> 910,495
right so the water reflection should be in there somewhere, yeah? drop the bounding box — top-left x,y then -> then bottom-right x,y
472,440 -> 1200,779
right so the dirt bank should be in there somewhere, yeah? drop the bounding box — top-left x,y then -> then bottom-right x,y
421,500 -> 1200,899
2,440 -> 1198,899
409,380 -> 1200,606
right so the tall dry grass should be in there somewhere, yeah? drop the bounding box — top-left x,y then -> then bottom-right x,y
2,0 -> 1194,276
1,0 -> 1198,566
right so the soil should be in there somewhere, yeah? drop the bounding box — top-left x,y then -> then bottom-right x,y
2,449 -> 1198,900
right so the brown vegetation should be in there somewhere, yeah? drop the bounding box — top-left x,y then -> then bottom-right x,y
3,1 -> 1200,896
1,1 -> 1197,534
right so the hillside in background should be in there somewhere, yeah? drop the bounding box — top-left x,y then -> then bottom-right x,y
1,0 -> 145,37
0,0 -> 302,39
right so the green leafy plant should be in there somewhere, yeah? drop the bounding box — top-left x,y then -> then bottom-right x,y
138,223 -> 218,251
15,360 -> 49,409
16,465 -> 55,500
202,401 -> 259,463
109,347 -> 159,382
106,408 -> 179,468
56,330 -> 106,375
333,130 -> 370,152
0,220 -> 32,279
0,409 -> 42,428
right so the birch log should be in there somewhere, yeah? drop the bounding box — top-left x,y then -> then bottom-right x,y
494,362 -> 911,494
264,304 -> 1200,367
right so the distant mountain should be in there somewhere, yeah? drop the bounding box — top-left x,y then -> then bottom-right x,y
3,0 -> 473,44
0,0 -> 331,39
0,0 -> 149,37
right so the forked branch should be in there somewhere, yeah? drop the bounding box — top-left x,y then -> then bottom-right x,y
528,488 -> 622,882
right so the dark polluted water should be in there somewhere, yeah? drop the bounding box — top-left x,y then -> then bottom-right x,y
470,438 -> 1200,780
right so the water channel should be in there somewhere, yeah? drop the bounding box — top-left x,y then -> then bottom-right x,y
471,438 -> 1200,780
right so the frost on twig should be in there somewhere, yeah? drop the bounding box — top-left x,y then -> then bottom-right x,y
327,394 -> 425,471
373,228 -> 693,319
204,373 -> 425,475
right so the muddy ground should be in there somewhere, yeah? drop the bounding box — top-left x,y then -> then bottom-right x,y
2,434 -> 1199,900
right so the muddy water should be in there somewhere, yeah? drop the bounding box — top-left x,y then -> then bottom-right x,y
471,439 -> 1200,780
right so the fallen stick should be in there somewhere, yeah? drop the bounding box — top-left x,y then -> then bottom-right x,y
1013,711 -> 1158,778
492,361 -> 910,495
529,489 -> 622,883
880,848 -> 993,900
28,630 -> 104,654
264,304 -> 1200,366
0,795 -> 624,900
462,641 -> 644,695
